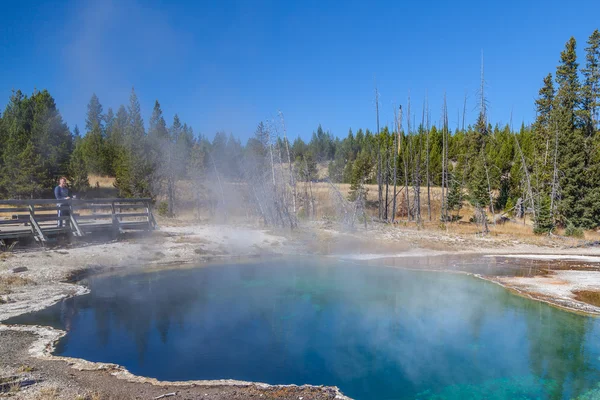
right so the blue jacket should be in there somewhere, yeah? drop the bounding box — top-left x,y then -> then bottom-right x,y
54,186 -> 69,200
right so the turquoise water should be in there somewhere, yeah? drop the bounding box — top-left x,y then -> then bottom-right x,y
7,258 -> 600,399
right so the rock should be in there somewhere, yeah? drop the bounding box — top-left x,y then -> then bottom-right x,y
11,267 -> 28,273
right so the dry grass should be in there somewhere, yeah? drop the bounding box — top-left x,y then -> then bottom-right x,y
75,392 -> 102,400
0,275 -> 34,296
34,386 -> 60,400
574,290 -> 600,308
17,365 -> 34,373
87,175 -> 115,189
7,379 -> 21,394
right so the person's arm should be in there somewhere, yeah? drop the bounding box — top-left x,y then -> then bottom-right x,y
54,186 -> 61,200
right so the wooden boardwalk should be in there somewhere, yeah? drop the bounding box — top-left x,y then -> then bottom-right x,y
0,198 -> 157,243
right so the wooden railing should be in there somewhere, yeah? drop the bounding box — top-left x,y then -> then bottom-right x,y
0,198 -> 157,243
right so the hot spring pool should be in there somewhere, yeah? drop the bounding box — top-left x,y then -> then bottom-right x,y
7,258 -> 600,399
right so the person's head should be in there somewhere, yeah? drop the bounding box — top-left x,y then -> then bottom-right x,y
59,177 -> 67,188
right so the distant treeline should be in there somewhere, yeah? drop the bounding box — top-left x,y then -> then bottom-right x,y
0,30 -> 598,231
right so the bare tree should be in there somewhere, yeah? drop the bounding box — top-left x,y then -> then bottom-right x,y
279,111 -> 297,215
425,92 -> 431,221
441,93 -> 449,222
400,95 -> 411,220
513,120 -> 536,221
482,149 -> 496,226
392,106 -> 399,223
477,54 -> 495,226
462,91 -> 468,132
550,122 -> 560,220
375,85 -> 382,220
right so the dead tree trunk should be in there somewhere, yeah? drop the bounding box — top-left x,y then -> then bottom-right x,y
441,93 -> 449,222
378,151 -> 383,219
550,122 -> 560,220
385,151 -> 390,221
413,131 -> 422,223
375,85 -> 382,220
462,92 -> 467,132
209,151 -> 226,214
392,106 -> 400,223
482,149 -> 496,227
425,94 -> 431,221
279,111 -> 297,216
514,132 -> 536,221
400,106 -> 410,220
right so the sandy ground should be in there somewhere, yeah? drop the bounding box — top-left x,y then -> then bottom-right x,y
2,220 -> 600,398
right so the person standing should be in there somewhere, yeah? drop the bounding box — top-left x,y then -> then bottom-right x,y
54,177 -> 71,227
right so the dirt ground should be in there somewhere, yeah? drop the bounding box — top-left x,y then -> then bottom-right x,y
1,219 -> 600,399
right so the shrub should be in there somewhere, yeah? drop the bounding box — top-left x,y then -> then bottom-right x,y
157,202 -> 169,217
565,223 -> 584,238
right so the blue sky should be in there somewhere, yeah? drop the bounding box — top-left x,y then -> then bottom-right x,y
1,0 -> 599,142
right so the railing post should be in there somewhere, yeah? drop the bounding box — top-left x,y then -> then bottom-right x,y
69,199 -> 83,237
111,201 -> 119,237
145,201 -> 151,230
29,203 -> 47,243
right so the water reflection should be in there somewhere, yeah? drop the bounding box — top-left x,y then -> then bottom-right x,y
7,258 -> 600,400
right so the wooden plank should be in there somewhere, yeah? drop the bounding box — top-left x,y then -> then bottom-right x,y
0,230 -> 35,240
75,214 -> 113,220
71,204 -> 113,210
29,205 -> 47,242
0,219 -> 29,225
70,209 -> 84,237
120,221 -> 153,230
149,211 -> 158,229
33,206 -> 60,212
111,202 -> 119,237
35,216 -> 70,222
0,207 -> 29,213
76,198 -> 151,204
114,212 -> 149,218
0,198 -> 151,206
107,204 -> 145,210
0,199 -> 69,206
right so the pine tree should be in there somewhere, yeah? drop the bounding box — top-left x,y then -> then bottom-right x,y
86,93 -> 103,132
30,90 -> 72,189
581,30 -> 600,135
580,30 -> 600,226
225,133 -> 243,180
114,88 -> 152,198
82,122 -> 105,174
147,101 -> 172,213
349,150 -> 373,201
446,174 -> 464,220
81,94 -> 109,175
69,130 -> 90,194
102,108 -> 116,176
554,37 -> 588,226
13,140 -> 46,198
532,73 -> 555,194
109,106 -> 128,149
534,195 -> 554,234
188,138 -> 207,216
179,123 -> 195,175
469,156 -> 489,209
1,90 -> 71,198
